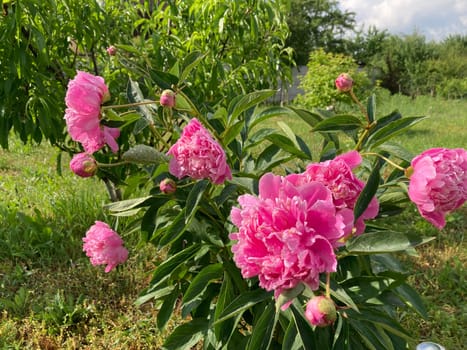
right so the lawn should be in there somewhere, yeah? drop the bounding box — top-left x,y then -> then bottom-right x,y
0,95 -> 466,349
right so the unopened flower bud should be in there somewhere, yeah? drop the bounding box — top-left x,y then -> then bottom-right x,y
70,153 -> 97,177
159,178 -> 176,194
160,89 -> 176,108
335,73 -> 353,92
106,45 -> 117,56
305,296 -> 337,327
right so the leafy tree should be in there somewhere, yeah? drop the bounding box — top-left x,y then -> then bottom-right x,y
0,0 -> 293,150
286,0 -> 356,65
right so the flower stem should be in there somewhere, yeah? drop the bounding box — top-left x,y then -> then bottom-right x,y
325,273 -> 331,298
349,89 -> 369,124
362,152 -> 407,172
102,100 -> 157,110
97,161 -> 129,168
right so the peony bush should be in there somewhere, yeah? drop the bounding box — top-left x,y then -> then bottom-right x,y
64,61 -> 466,350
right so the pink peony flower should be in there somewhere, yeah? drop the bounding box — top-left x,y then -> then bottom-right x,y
160,89 -> 176,108
294,151 -> 379,242
305,295 -> 337,327
230,173 -> 353,302
408,148 -> 467,229
159,178 -> 177,194
106,45 -> 117,56
64,71 -> 120,154
82,221 -> 128,273
167,118 -> 232,184
335,73 -> 353,92
70,152 -> 98,177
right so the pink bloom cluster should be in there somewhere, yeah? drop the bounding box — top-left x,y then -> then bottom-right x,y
408,148 -> 467,229
70,152 -> 97,177
83,221 -> 128,273
305,295 -> 337,327
65,71 -> 120,154
167,118 -> 232,184
230,151 -> 378,302
299,151 -> 379,239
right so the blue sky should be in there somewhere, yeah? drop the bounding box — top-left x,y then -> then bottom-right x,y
340,0 -> 467,41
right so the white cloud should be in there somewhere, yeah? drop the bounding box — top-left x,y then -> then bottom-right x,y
340,0 -> 467,41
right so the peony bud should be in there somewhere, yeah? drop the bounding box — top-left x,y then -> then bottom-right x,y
305,296 -> 337,327
70,153 -> 98,177
160,89 -> 176,108
106,45 -> 117,56
335,73 -> 353,92
159,178 -> 177,194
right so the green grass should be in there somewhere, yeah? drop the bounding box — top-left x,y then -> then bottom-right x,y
0,95 -> 466,348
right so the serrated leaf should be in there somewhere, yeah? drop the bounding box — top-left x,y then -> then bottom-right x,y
181,263 -> 223,318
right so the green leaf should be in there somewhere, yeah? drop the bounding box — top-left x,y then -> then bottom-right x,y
313,115 -> 364,132
127,79 -> 154,123
158,209 -> 188,247
374,143 -> 414,163
249,105 -> 300,130
180,51 -> 206,83
247,301 -> 278,350
366,116 -> 427,148
282,321 -> 303,350
290,303 -> 317,349
222,120 -> 244,147
148,244 -> 201,292
162,318 -> 208,350
228,90 -> 276,126
394,284 -> 427,318
214,289 -> 272,325
289,107 -> 323,128
354,162 -> 381,221
266,133 -> 312,160
104,196 -> 153,212
157,285 -> 180,330
214,273 -> 237,341
181,263 -> 223,318
185,180 -> 209,224
367,94 -> 376,123
346,231 -> 436,254
122,145 -> 170,164
135,286 -> 175,306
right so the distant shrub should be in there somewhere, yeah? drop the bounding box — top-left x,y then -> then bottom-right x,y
295,48 -> 372,110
